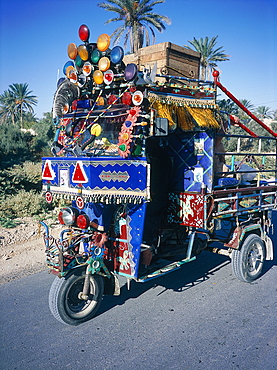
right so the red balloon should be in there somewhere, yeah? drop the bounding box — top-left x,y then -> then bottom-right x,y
78,24 -> 90,42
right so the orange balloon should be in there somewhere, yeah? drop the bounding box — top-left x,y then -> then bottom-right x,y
97,34 -> 110,52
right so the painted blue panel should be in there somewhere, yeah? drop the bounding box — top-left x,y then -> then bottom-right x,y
167,130 -> 214,193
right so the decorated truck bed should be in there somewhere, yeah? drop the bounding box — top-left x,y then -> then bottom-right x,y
40,24 -> 277,325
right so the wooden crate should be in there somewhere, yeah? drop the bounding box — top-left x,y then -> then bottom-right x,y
123,42 -> 200,79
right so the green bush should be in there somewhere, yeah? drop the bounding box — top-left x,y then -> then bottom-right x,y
0,190 -> 50,217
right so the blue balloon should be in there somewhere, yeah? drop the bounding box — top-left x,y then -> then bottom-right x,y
110,46 -> 124,64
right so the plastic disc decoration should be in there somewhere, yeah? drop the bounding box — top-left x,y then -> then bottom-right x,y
90,123 -> 102,137
122,91 -> 132,105
97,34 -> 110,52
132,90 -> 144,106
96,96 -> 105,105
107,94 -> 117,104
83,61 -> 92,76
69,69 -> 78,84
124,63 -> 138,81
63,61 -> 74,76
75,55 -> 84,68
77,44 -> 89,61
65,65 -> 75,78
78,24 -> 90,42
98,56 -> 110,72
91,49 -> 101,64
57,77 -> 66,87
103,69 -> 114,85
93,70 -> 104,85
110,46 -> 124,64
68,43 -> 78,60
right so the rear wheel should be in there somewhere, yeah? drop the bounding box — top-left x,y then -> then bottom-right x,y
232,234 -> 265,283
49,269 -> 104,325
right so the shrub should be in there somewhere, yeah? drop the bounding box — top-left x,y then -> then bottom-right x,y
0,190 -> 50,218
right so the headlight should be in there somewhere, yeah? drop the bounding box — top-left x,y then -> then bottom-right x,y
58,207 -> 79,226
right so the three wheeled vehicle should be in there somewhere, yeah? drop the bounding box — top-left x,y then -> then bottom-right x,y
40,25 -> 277,325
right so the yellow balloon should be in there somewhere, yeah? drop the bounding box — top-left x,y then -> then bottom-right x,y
97,34 -> 110,52
93,70 -> 104,85
90,123 -> 102,137
98,57 -> 110,72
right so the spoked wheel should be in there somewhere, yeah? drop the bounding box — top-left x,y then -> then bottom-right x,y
232,234 -> 265,283
49,269 -> 104,325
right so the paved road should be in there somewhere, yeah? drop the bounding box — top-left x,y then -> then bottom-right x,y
0,246 -> 276,370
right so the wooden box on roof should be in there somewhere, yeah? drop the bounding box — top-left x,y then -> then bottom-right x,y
123,42 -> 201,80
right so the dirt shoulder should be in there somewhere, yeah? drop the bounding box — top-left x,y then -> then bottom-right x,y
0,217 -> 62,284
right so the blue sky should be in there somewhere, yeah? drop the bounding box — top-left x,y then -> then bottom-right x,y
1,0 -> 276,118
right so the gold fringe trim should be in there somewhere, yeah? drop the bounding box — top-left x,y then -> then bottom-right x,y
150,99 -> 220,130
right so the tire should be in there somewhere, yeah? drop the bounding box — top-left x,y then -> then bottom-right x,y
49,269 -> 104,325
231,234 -> 265,283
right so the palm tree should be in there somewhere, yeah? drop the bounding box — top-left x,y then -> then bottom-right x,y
237,99 -> 255,121
0,89 -> 17,125
184,36 -> 229,80
217,99 -> 238,115
98,0 -> 171,53
255,106 -> 273,120
8,83 -> 38,129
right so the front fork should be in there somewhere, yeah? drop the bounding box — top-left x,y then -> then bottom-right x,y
78,265 -> 91,301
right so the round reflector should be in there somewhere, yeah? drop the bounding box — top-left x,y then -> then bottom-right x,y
76,214 -> 90,229
98,57 -> 110,72
90,123 -> 102,136
132,90 -> 144,106
97,33 -> 110,52
124,63 -> 138,81
75,55 -> 84,68
58,207 -> 79,226
78,44 -> 89,61
122,91 -> 132,105
82,61 -> 92,76
93,70 -> 104,85
91,49 -> 101,64
78,24 -> 90,42
67,43 -> 78,60
63,61 -> 74,76
104,69 -> 114,85
110,46 -> 124,64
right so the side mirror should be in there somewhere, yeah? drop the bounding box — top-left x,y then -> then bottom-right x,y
155,117 -> 168,136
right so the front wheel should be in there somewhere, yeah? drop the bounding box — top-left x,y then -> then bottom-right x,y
49,269 -> 104,325
231,234 -> 265,283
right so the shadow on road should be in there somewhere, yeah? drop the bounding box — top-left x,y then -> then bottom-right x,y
97,251 -> 232,317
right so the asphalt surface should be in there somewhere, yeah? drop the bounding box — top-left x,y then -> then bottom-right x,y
0,245 -> 276,370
